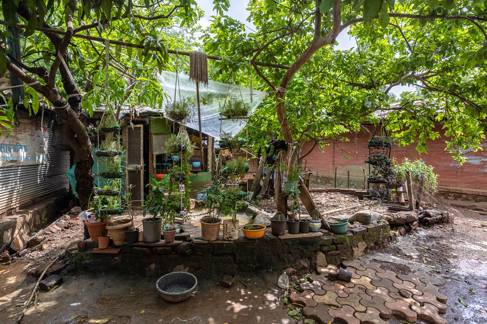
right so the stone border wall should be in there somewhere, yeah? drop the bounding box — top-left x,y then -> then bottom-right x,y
79,222 -> 391,277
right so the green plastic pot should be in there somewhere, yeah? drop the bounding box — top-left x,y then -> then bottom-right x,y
329,221 -> 349,234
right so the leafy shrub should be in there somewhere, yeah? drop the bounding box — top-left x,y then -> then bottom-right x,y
394,159 -> 438,192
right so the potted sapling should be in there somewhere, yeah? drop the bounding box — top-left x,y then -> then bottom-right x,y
219,186 -> 247,240
271,212 -> 287,236
201,182 -> 222,241
143,176 -> 164,243
284,168 -> 301,234
162,192 -> 180,244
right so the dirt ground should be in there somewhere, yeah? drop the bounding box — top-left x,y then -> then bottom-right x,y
0,193 -> 486,324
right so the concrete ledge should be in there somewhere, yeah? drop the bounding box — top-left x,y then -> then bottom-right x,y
0,190 -> 69,251
78,222 -> 392,276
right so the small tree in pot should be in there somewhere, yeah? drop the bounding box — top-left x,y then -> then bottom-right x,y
202,182 -> 223,241
143,176 -> 165,243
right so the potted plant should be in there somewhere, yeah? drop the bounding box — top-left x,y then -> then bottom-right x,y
201,182 -> 222,241
242,223 -> 266,239
284,167 -> 301,234
143,176 -> 165,243
219,97 -> 250,119
167,99 -> 190,122
123,185 -> 139,244
220,157 -> 249,182
86,197 -> 108,242
162,192 -> 180,244
309,217 -> 322,232
166,134 -> 193,155
271,212 -> 287,236
299,218 -> 310,233
98,236 -> 109,249
219,186 -> 247,240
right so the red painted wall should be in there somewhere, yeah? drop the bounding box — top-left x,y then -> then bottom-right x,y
301,126 -> 487,193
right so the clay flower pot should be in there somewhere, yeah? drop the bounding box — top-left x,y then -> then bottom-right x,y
98,236 -> 109,249
201,216 -> 221,241
106,222 -> 133,246
85,221 -> 106,242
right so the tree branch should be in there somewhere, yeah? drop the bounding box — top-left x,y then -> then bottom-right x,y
132,5 -> 183,20
389,12 -> 487,22
47,15 -> 74,88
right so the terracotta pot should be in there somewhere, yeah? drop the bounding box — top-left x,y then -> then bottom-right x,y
85,221 -> 106,242
106,222 -> 133,246
223,219 -> 239,240
201,217 -> 221,241
98,236 -> 109,249
164,230 -> 176,244
242,224 -> 266,239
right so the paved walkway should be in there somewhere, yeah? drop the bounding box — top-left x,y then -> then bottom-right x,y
291,260 -> 448,324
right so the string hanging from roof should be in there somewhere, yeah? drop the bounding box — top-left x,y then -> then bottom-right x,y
189,51 -> 208,84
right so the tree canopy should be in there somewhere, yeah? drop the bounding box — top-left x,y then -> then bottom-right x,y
205,0 -> 487,162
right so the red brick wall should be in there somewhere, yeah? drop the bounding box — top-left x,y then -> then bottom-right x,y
301,126 -> 487,193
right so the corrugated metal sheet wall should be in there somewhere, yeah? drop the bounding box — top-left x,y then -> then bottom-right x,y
0,118 -> 69,215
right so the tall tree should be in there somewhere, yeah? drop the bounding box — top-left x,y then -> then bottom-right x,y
205,0 -> 486,214
0,0 -> 199,208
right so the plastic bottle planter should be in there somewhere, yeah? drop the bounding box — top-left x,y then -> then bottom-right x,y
223,219 -> 239,240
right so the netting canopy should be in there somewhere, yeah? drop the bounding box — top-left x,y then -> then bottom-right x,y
158,71 -> 267,139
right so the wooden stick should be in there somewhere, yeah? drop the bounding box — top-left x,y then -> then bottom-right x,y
16,258 -> 58,324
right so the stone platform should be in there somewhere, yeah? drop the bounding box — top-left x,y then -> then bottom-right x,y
80,222 -> 391,276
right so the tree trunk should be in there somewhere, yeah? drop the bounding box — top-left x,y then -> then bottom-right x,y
61,107 -> 93,209
274,152 -> 287,215
250,156 -> 266,200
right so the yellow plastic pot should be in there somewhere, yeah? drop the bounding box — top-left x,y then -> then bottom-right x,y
242,224 -> 266,239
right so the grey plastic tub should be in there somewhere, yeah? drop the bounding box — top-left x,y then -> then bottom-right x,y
156,272 -> 198,303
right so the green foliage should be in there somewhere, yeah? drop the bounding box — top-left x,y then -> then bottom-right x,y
219,97 -> 250,119
394,159 -> 439,192
205,181 -> 247,220
204,0 -> 487,163
220,157 -> 249,181
167,99 -> 191,121
165,133 -> 193,156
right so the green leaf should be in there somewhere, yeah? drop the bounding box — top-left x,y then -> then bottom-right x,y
319,0 -> 333,13
364,0 -> 383,22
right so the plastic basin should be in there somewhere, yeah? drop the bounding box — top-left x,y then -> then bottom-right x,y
156,272 -> 198,303
329,221 -> 349,234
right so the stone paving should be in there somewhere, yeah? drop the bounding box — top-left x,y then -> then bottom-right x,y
290,260 -> 448,324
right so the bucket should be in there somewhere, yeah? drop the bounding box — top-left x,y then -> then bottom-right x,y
143,218 -> 162,243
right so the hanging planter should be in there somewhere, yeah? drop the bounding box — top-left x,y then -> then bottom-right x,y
167,100 -> 190,122
219,97 -> 250,119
